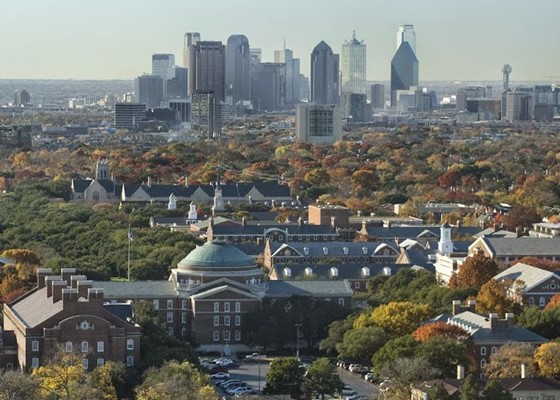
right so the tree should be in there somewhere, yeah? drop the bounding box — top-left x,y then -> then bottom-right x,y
357,302 -> 431,336
88,361 -> 127,400
476,279 -> 521,315
416,337 -> 470,379
545,293 -> 560,310
427,383 -> 453,400
336,326 -> 388,364
501,206 -> 540,231
0,370 -> 43,400
135,361 -> 218,400
449,254 -> 498,289
372,335 -> 419,375
534,342 -> 560,377
412,322 -> 469,342
516,306 -> 560,339
484,343 -> 536,379
380,357 -> 439,400
305,358 -> 343,400
319,316 -> 355,354
459,374 -> 480,400
481,380 -> 513,400
263,357 -> 305,399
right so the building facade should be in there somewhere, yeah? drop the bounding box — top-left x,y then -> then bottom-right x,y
310,41 -> 340,105
113,103 -> 146,130
188,41 -> 226,103
370,84 -> 385,109
134,75 -> 164,110
295,103 -> 342,144
390,41 -> 419,107
341,32 -> 367,95
225,35 -> 251,108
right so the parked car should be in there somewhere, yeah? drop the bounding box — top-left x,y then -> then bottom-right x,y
352,365 -> 369,375
364,372 -> 378,383
226,385 -> 250,395
218,379 -> 242,388
210,371 -> 230,380
341,385 -> 357,396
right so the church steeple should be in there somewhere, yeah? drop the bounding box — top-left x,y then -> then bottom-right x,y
95,159 -> 110,180
438,223 -> 453,254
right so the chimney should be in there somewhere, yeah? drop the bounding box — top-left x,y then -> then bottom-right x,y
516,227 -> 522,238
457,365 -> 465,380
77,280 -> 94,298
147,176 -> 151,187
37,268 -> 53,289
489,313 -> 499,329
242,217 -> 247,227
62,288 -> 78,304
456,220 -> 462,228
357,210 -> 362,217
505,312 -> 515,328
88,288 -> 104,302
70,275 -> 87,289
184,175 -> 188,187
51,280 -> 68,303
467,299 -> 477,313
521,364 -> 529,379
452,300 -> 462,316
60,268 -> 77,283
45,276 -> 62,298
331,216 -> 337,229
298,217 -> 303,227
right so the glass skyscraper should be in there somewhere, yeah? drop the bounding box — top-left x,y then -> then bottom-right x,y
391,26 -> 419,107
341,32 -> 366,95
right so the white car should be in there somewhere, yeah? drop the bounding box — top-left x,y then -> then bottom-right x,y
210,371 -> 230,380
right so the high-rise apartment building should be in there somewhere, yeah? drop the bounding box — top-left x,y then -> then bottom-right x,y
225,35 -> 251,107
341,32 -> 367,95
390,41 -> 419,107
274,47 -> 301,105
188,41 -> 226,103
370,84 -> 385,109
397,24 -> 416,54
310,41 -> 339,105
135,75 -> 164,110
192,90 -> 219,138
296,103 -> 342,144
505,88 -> 534,121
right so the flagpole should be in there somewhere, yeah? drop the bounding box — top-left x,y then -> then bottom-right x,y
127,223 -> 131,281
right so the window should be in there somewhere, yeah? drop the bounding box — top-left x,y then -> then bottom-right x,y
354,282 -> 360,289
480,347 -> 486,356
97,341 -> 104,353
213,330 -> 220,341
82,358 -> 89,370
182,312 -> 187,323
214,316 -> 220,327
338,298 -> 345,306
224,302 -> 230,312
65,341 -> 73,352
32,340 -> 39,352
235,315 -> 241,326
491,346 -> 497,355
235,302 -> 241,313
214,302 -> 220,312
127,339 -> 134,350
181,327 -> 187,337
480,359 -> 486,368
182,300 -> 187,310
31,357 -> 39,369
540,297 -> 546,307
224,316 -> 230,326
153,299 -> 159,310
167,312 -> 173,323
224,330 -> 231,341
97,358 -> 104,367
81,341 -> 89,353
167,299 -> 173,309
5,363 -> 13,371
126,356 -> 134,367
168,327 -> 174,335
529,297 -> 535,305
235,330 -> 241,341
551,283 -> 557,290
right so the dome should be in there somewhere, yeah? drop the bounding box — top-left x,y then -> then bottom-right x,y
178,241 -> 255,270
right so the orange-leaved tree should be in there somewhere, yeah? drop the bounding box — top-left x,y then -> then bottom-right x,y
449,253 -> 498,289
412,322 -> 469,342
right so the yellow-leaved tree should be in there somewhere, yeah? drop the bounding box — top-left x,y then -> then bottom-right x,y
535,342 -> 560,377
355,302 -> 431,336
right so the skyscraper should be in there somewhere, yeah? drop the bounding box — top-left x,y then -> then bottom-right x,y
225,35 -> 251,107
310,41 -> 339,105
274,47 -> 301,105
166,67 -> 188,98
370,84 -> 385,109
135,75 -> 164,110
390,42 -> 419,107
192,90 -> 219,138
183,32 -> 200,68
341,31 -> 366,95
397,24 -> 416,54
152,54 -> 175,81
251,63 -> 286,112
188,41 -> 226,103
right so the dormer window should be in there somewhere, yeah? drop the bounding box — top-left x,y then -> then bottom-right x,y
305,267 -> 313,276
343,247 -> 349,255
323,247 -> 328,255
362,267 -> 370,277
303,247 -> 309,255
330,267 -> 338,277
362,247 -> 368,255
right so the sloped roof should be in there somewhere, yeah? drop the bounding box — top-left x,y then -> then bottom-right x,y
104,303 -> 134,321
474,228 -> 519,238
8,288 -> 64,328
270,241 -> 399,258
265,280 -> 353,297
272,263 -> 427,280
478,237 -> 560,256
494,262 -> 560,291
211,223 -> 337,236
364,225 -> 482,239
93,281 -> 177,299
72,178 -> 93,193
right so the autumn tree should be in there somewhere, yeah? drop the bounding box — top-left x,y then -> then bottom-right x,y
534,342 -> 560,377
484,343 -> 536,379
380,357 -> 439,400
449,254 -> 498,289
135,361 -> 218,400
501,206 -> 540,231
476,279 -> 521,315
545,293 -> 560,310
412,322 -> 469,342
356,302 -> 431,336
0,370 -> 43,400
516,256 -> 560,272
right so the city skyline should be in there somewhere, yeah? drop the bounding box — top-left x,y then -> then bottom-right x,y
1,0 -> 559,81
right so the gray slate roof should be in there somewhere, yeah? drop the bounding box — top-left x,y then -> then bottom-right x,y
364,225 -> 482,239
479,237 -> 560,256
8,288 -> 63,328
265,280 -> 353,298
493,262 -> 560,290
270,242 -> 399,258
272,263 -> 431,280
211,223 -> 337,236
93,281 -> 177,299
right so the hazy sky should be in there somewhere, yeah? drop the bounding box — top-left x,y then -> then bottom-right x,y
1,0 -> 559,81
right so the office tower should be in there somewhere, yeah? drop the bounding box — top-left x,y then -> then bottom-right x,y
341,31 -> 367,94
390,42 -> 419,107
166,66 -> 188,98
14,90 -> 31,106
467,99 -> 502,120
299,74 -> 310,102
341,92 -> 367,122
225,35 -> 251,107
152,54 -> 175,81
502,64 -> 512,92
183,32 -> 200,68
534,85 -> 554,105
191,90 -> 220,138
275,47 -> 301,105
505,88 -> 534,121
371,84 -> 385,109
295,104 -> 342,144
456,86 -> 487,111
394,87 -> 422,112
310,41 -> 340,105
168,98 -> 191,123
135,75 -> 164,110
188,41 -> 226,103
397,24 -> 416,54
250,48 -> 262,66
251,63 -> 286,112
114,103 -> 146,130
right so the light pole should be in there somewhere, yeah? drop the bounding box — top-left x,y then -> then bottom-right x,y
256,345 -> 263,397
295,323 -> 302,358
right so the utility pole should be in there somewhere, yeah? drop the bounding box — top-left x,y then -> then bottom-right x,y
295,323 -> 302,358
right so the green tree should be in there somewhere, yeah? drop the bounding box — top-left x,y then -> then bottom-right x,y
416,337 -> 469,379
135,361 -> 218,400
305,358 -> 343,400
319,315 -> 356,354
459,374 -> 480,400
372,335 -> 419,375
0,370 -> 43,400
427,383 -> 453,400
264,357 -> 305,399
380,357 -> 439,400
516,306 -> 560,339
336,326 -> 388,364
481,380 -> 513,400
